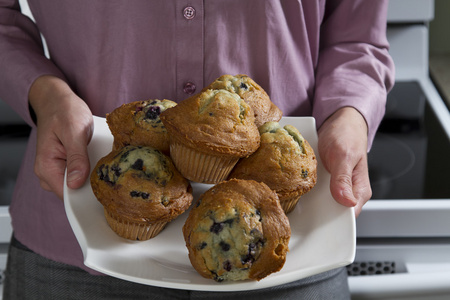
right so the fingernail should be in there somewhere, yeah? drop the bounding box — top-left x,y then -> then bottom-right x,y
67,170 -> 82,184
342,189 -> 357,207
347,194 -> 358,207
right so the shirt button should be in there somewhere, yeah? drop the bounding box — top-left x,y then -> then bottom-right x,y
183,82 -> 196,95
183,6 -> 196,20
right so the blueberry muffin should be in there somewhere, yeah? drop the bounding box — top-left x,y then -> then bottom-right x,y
229,122 -> 317,214
160,89 -> 260,184
106,99 -> 177,154
90,145 -> 193,240
204,74 -> 282,127
183,179 -> 290,282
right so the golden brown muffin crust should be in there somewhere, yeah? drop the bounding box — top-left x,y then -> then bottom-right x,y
229,122 -> 317,200
160,89 -> 260,157
90,146 -> 193,224
183,179 -> 290,282
204,74 -> 283,127
106,99 -> 176,154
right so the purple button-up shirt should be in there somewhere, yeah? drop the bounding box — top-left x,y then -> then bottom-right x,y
0,0 -> 394,274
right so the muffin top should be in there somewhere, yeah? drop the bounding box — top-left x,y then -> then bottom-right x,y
132,99 -> 176,126
229,121 -> 317,195
160,89 -> 260,157
183,179 -> 290,282
204,74 -> 282,127
258,122 -> 309,154
90,145 -> 193,223
106,99 -> 176,153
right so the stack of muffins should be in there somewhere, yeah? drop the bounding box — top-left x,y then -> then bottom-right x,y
90,74 -> 317,282
91,99 -> 193,241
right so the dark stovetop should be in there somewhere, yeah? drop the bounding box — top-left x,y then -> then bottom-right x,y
369,81 -> 450,200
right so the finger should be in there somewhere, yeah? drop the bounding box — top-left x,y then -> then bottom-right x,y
329,159 -> 358,208
66,150 -> 91,189
351,158 -> 372,217
65,122 -> 93,189
38,180 -> 52,193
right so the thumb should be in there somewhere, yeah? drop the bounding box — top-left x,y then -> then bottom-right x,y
65,123 -> 93,189
66,146 -> 91,189
329,164 -> 358,208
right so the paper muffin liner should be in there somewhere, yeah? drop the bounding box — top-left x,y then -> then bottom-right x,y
278,194 -> 301,214
104,208 -> 167,240
169,142 -> 239,184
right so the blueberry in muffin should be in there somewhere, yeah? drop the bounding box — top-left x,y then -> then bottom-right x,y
106,99 -> 177,154
183,179 -> 290,282
90,145 -> 193,240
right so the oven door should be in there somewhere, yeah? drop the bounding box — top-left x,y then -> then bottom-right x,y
348,77 -> 450,299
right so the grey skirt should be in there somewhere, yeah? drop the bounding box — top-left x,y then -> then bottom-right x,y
3,236 -> 350,300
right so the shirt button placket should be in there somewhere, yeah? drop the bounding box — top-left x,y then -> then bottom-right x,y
176,1 -> 204,100
183,6 -> 196,20
183,82 -> 196,95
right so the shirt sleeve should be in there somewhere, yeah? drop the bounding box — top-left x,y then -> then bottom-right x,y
0,0 -> 67,127
312,0 -> 395,150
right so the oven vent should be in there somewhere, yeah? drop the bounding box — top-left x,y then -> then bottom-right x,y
346,261 -> 396,276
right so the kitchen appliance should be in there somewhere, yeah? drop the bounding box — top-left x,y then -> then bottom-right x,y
1,1 -> 450,299
348,0 -> 450,299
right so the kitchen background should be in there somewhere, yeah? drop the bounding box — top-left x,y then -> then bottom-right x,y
430,0 -> 450,107
1,0 -> 450,299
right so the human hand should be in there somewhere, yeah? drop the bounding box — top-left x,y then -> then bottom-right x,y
317,107 -> 372,217
29,75 -> 93,200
